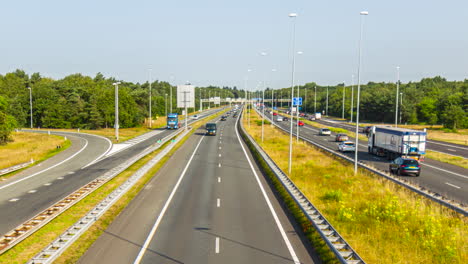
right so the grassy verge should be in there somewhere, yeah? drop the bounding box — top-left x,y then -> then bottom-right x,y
1,109 -> 228,264
0,132 -> 70,179
425,150 -> 468,169
243,110 -> 467,264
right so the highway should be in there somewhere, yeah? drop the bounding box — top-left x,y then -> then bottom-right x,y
0,108 -> 222,236
79,111 -> 316,264
263,110 -> 468,205
315,117 -> 468,158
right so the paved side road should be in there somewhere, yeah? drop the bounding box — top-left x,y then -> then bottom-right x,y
80,113 -> 317,263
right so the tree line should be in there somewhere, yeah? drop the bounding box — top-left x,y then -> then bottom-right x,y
0,70 -> 242,144
264,76 -> 467,130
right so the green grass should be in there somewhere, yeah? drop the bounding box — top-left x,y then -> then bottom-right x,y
425,150 -> 468,169
244,111 -> 467,264
1,109 -> 229,264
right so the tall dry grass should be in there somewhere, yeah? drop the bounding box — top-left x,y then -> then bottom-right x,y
0,132 -> 68,170
244,111 -> 467,264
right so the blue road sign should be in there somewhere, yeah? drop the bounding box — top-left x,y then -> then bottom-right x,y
293,97 -> 303,106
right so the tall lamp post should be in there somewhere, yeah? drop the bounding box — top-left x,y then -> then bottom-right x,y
350,74 -> 355,122
27,87 -> 33,128
170,76 -> 174,113
148,68 -> 152,128
354,11 -> 369,174
165,93 -> 168,117
342,81 -> 346,119
326,86 -> 329,116
395,66 -> 400,127
113,81 -> 121,142
314,86 -> 317,114
260,51 -> 268,142
288,12 -> 297,176
295,51 -> 303,142
400,92 -> 403,124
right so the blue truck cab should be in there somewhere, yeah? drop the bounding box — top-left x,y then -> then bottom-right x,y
167,113 -> 179,129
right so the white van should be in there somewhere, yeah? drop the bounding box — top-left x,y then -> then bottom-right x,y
277,117 -> 283,122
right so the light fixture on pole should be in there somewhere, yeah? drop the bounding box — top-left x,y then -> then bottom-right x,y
113,81 -> 121,142
170,76 -> 174,113
165,93 -> 168,117
27,87 -> 33,129
395,66 -> 400,127
354,10 -> 369,174
400,92 -> 403,124
288,12 -> 297,176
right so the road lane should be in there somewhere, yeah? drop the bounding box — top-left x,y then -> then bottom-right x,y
80,110 -> 316,264
0,108 -> 223,236
265,110 -> 468,205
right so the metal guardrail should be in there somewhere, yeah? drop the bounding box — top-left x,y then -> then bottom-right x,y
0,108 -> 225,255
239,109 -> 364,264
0,128 -> 186,255
258,109 -> 468,216
0,159 -> 34,177
28,128 -> 192,264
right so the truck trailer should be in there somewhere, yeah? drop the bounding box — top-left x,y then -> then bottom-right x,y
367,126 -> 426,161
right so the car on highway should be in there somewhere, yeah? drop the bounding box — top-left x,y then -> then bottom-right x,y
338,141 -> 356,152
297,121 -> 304,126
273,112 -> 278,116
389,157 -> 421,176
205,123 -> 217,135
220,116 -> 227,121
283,117 -> 288,121
299,113 -> 305,117
192,115 -> 199,120
363,126 -> 372,135
319,128 -> 331,136
277,116 -> 283,122
335,133 -> 349,142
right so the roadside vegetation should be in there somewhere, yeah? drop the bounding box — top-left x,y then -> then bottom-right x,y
0,131 -> 70,172
425,150 -> 468,169
0,109 -> 228,264
244,110 -> 467,264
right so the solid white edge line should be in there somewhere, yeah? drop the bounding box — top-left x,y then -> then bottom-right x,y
0,137 -> 89,191
234,113 -> 301,264
422,163 -> 468,179
427,140 -> 468,150
81,135 -> 113,168
133,134 -> 205,264
215,237 -> 220,254
445,182 -> 461,189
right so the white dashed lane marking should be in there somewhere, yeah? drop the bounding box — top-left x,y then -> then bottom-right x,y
28,190 -> 37,193
218,177 -> 221,183
445,182 -> 461,189
44,183 -> 52,186
215,237 -> 220,254
9,198 -> 20,202
217,198 -> 220,208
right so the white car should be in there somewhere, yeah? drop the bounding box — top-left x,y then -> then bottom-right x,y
277,117 -> 283,122
338,141 -> 356,152
319,128 -> 331,136
192,115 -> 199,120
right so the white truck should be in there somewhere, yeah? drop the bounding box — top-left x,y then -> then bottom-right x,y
367,126 -> 426,161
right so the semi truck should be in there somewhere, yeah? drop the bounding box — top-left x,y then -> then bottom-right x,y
367,126 -> 426,161
167,113 -> 179,129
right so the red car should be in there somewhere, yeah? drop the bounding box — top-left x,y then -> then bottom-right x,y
273,112 -> 278,116
298,121 -> 304,126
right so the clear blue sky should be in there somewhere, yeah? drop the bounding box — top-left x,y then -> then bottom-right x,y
1,0 -> 467,88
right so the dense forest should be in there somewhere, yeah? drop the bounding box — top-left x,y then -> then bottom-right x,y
0,70 -> 466,144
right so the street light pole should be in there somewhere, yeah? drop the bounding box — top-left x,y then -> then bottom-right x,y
260,52 -> 267,142
165,93 -> 168,117
400,92 -> 403,124
149,68 -> 152,128
395,66 -> 400,127
342,82 -> 346,119
326,86 -> 329,116
351,74 -> 355,122
314,86 -> 317,114
170,76 -> 174,113
113,82 -> 121,142
354,11 -> 369,174
28,87 -> 33,129
288,12 -> 297,176
295,51 -> 303,142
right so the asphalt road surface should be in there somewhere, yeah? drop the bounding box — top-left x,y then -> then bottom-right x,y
316,117 -> 468,158
80,111 -> 317,264
0,108 -> 222,235
263,110 -> 468,206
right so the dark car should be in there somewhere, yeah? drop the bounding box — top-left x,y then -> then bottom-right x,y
283,117 -> 289,121
220,116 -> 227,121
389,157 -> 421,176
363,126 -> 372,136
